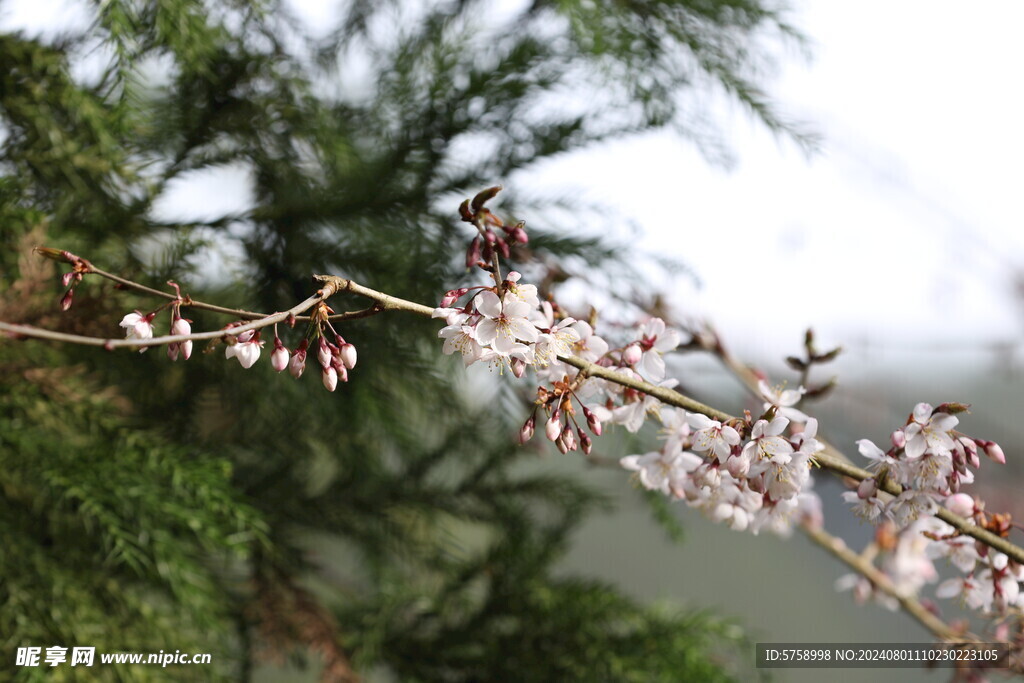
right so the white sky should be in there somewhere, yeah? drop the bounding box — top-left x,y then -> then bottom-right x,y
519,0 -> 1024,361
5,0 -> 1024,363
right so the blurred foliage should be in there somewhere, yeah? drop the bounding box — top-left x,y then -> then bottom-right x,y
0,0 -> 801,679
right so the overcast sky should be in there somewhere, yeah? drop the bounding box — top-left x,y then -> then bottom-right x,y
517,0 -> 1024,363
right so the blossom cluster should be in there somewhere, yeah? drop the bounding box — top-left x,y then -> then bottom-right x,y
434,270 -> 697,455
433,272 -> 580,372
619,385 -> 824,537
844,402 -> 1001,528
841,403 -> 1019,615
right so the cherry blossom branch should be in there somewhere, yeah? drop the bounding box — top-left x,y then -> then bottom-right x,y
1,278 -> 345,350
555,354 -> 1024,566
16,252 -> 1024,570
609,331 -> 976,643
17,252 -> 1024,566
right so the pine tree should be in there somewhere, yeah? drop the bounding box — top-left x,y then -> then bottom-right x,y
1,1 -> 804,679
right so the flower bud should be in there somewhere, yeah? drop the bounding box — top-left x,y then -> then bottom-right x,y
271,345 -> 289,372
59,289 -> 74,311
857,477 -> 878,500
578,429 -> 592,455
510,224 -> 528,244
172,318 -> 192,360
555,434 -> 569,454
61,271 -> 75,288
440,288 -> 467,307
545,413 -> 561,442
289,345 -> 307,379
982,440 -> 1006,465
466,236 -> 481,268
560,425 -> 577,452
317,337 -> 332,368
726,454 -> 749,478
340,343 -> 357,370
496,238 -> 510,259
622,343 -> 642,366
583,407 -> 602,436
967,449 -> 980,470
519,416 -> 535,444
322,366 -> 338,392
167,343 -> 179,361
891,430 -> 906,449
510,357 -> 526,378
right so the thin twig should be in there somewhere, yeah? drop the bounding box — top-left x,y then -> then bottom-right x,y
802,523 -> 966,643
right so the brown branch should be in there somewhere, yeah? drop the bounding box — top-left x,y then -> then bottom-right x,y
802,523 -> 965,642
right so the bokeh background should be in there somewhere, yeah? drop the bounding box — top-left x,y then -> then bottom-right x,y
2,0 -> 1022,681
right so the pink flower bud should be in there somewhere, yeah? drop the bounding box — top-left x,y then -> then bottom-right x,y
983,441 -> 1006,465
172,317 -> 192,361
271,345 -> 289,372
466,236 -> 481,268
61,272 -> 75,288
317,338 -> 332,368
579,430 -> 592,455
555,434 -> 569,454
561,425 -> 577,452
545,413 -> 561,442
483,229 -> 497,244
510,357 -> 526,378
340,343 -> 357,370
726,454 -> 749,478
440,289 -> 464,307
167,343 -> 179,361
496,238 -> 510,259
289,346 -> 307,379
322,366 -> 338,392
622,343 -> 642,366
857,477 -> 878,500
510,226 -> 528,244
519,416 -> 535,444
583,407 -> 602,436
60,289 -> 74,311
891,430 -> 906,449
945,493 -> 975,517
